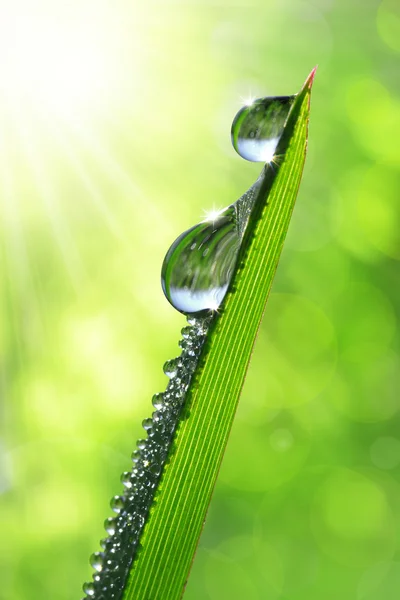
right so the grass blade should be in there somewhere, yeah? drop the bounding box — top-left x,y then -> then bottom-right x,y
120,68 -> 315,599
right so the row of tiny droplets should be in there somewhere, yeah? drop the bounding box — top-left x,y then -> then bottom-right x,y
82,315 -> 212,600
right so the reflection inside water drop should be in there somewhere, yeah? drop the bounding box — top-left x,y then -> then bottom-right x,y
231,95 -> 295,162
161,205 -> 240,315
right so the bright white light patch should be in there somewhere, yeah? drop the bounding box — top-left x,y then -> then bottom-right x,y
237,137 -> 279,163
0,8 -> 112,116
240,95 -> 256,107
203,206 -> 224,223
169,286 -> 228,314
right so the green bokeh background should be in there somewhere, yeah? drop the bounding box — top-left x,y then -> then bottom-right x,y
1,0 -> 399,598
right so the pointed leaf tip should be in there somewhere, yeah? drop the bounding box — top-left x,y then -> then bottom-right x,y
306,66 -> 318,89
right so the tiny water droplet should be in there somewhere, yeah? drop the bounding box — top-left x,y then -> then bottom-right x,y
104,517 -> 117,535
149,463 -> 161,476
110,495 -> 125,514
142,418 -> 153,431
179,338 -> 194,352
152,410 -> 162,423
121,471 -> 133,488
181,326 -> 193,339
137,439 -> 146,450
161,205 -> 240,315
131,450 -> 141,463
90,551 -> 104,572
163,358 -> 179,378
83,582 -> 95,596
182,357 -> 197,373
152,393 -> 164,409
231,96 -> 295,162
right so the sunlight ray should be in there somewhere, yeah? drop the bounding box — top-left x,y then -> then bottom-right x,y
40,107 -> 159,222
11,109 -> 86,292
29,109 -> 129,245
0,124 -> 43,365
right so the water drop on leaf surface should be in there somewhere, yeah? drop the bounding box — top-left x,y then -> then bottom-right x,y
83,582 -> 95,596
110,495 -> 125,514
231,95 -> 295,162
161,205 -> 240,315
90,552 -> 104,573
104,517 -> 117,536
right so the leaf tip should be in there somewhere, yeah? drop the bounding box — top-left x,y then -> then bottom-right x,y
306,66 -> 318,89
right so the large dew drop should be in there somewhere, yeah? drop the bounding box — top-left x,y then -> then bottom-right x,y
161,205 -> 240,315
231,95 -> 295,162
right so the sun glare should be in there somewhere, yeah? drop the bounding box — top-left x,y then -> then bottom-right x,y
203,206 -> 224,223
0,8 -> 112,117
239,93 -> 256,107
0,1 -> 149,309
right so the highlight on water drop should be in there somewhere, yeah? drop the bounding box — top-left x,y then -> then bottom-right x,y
231,95 -> 295,162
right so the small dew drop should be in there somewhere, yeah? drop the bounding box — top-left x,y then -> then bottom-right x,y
90,551 -> 104,572
83,582 -> 95,596
137,439 -> 146,450
152,393 -> 164,410
152,410 -> 162,423
110,495 -> 125,514
179,339 -> 194,353
104,517 -> 117,535
121,471 -> 133,488
131,450 -> 141,463
142,418 -> 153,431
163,359 -> 179,378
149,463 -> 162,476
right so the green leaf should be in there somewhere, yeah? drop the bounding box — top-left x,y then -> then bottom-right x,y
122,68 -> 316,600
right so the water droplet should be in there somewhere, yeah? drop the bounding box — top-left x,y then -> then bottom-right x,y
182,357 -> 197,373
149,463 -> 161,476
142,417 -> 153,431
136,438 -> 146,450
179,338 -> 194,353
181,326 -> 193,339
121,471 -> 133,488
152,410 -> 162,423
104,517 -> 117,535
90,551 -> 104,572
110,495 -> 125,514
163,358 -> 179,378
152,393 -> 164,409
83,582 -> 95,596
131,450 -> 141,463
161,205 -> 240,315
231,95 -> 295,162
